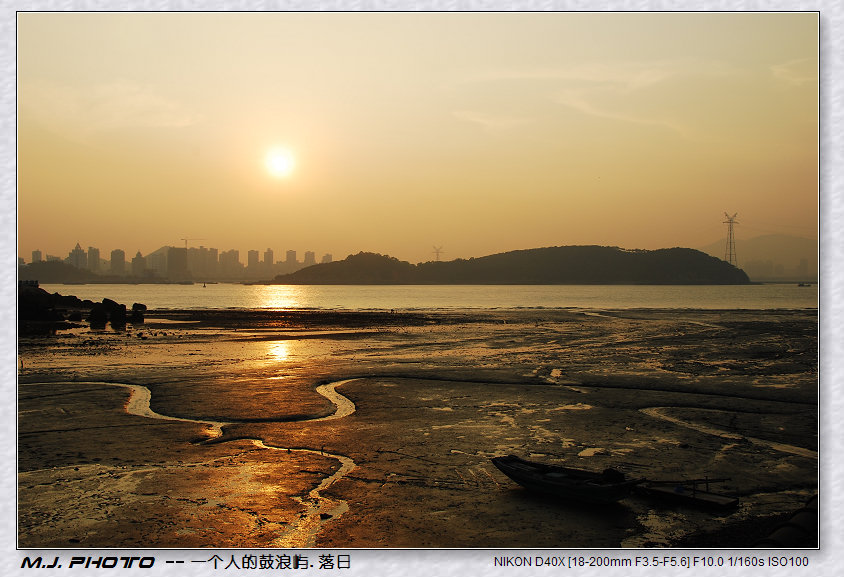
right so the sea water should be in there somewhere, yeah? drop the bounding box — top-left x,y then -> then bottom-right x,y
38,283 -> 818,311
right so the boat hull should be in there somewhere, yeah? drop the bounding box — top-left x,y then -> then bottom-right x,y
491,455 -> 640,504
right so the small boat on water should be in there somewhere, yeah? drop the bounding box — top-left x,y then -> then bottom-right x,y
635,479 -> 739,510
490,455 -> 642,504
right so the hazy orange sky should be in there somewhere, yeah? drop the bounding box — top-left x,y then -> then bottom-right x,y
17,12 -> 818,264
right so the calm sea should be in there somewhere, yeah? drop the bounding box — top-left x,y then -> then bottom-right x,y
38,283 -> 818,311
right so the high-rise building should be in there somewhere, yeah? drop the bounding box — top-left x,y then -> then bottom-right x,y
303,251 -> 316,266
207,247 -> 219,277
321,253 -> 333,264
68,243 -> 87,269
167,247 -> 189,281
146,247 -> 168,277
247,250 -> 260,269
87,247 -> 100,272
110,249 -> 126,276
131,251 -> 146,277
219,249 -> 242,278
264,248 -> 274,267
31,250 -> 42,263
188,246 -> 218,279
285,250 -> 297,264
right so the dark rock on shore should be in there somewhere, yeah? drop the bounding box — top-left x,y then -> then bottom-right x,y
88,303 -> 108,329
130,303 -> 147,324
102,298 -> 127,328
18,284 -> 145,332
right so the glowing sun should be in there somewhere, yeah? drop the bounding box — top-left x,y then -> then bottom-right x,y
265,147 -> 295,178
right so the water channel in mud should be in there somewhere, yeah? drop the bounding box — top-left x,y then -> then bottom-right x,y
24,379 -> 360,548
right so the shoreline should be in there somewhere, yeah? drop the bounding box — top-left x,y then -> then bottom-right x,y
30,282 -> 819,317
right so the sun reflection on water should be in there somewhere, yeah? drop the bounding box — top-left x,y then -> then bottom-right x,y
257,285 -> 306,309
266,341 -> 290,363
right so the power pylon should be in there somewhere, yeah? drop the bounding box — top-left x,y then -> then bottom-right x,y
432,246 -> 444,261
723,213 -> 738,266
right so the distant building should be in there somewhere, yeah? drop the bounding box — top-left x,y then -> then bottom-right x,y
264,248 -> 274,268
207,247 -> 219,277
110,249 -> 126,276
285,250 -> 297,264
68,243 -> 87,269
321,253 -> 333,264
131,251 -> 146,277
188,246 -> 218,279
247,249 -> 260,269
167,247 -> 189,281
303,251 -> 316,266
31,250 -> 42,264
146,247 -> 169,277
219,249 -> 242,278
87,247 -> 100,272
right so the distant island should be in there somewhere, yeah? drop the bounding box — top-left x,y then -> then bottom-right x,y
261,246 -> 751,285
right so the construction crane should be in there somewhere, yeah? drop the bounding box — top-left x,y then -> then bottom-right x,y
180,238 -> 206,250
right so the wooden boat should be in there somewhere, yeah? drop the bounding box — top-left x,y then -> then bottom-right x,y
635,479 -> 739,510
490,455 -> 642,504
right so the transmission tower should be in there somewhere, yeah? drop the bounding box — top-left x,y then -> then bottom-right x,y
432,246 -> 444,261
723,212 -> 738,266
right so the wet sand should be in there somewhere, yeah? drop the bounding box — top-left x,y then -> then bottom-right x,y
17,308 -> 818,548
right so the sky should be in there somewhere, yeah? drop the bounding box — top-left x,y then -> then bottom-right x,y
16,11 -> 818,265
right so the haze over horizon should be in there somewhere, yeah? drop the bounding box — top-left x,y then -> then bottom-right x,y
17,12 -> 818,264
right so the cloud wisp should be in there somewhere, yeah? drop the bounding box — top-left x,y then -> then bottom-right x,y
20,80 -> 201,140
449,59 -> 739,139
769,58 -> 817,86
451,109 -> 533,133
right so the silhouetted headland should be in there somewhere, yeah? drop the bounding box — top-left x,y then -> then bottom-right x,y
263,246 -> 751,285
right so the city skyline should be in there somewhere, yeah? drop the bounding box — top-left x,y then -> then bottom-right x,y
22,239 -> 335,281
17,12 -> 817,265
23,241 -> 331,266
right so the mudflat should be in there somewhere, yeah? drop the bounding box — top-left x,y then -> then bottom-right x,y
17,308 -> 818,548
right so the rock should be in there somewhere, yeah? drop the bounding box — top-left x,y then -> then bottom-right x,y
102,298 -> 127,328
111,306 -> 127,328
20,288 -> 143,332
130,303 -> 146,324
18,286 -> 54,321
53,293 -> 84,309
89,304 -> 107,328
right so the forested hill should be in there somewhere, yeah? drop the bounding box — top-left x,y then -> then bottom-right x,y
268,246 -> 751,285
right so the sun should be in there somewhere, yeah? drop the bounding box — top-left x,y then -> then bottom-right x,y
265,146 -> 295,178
